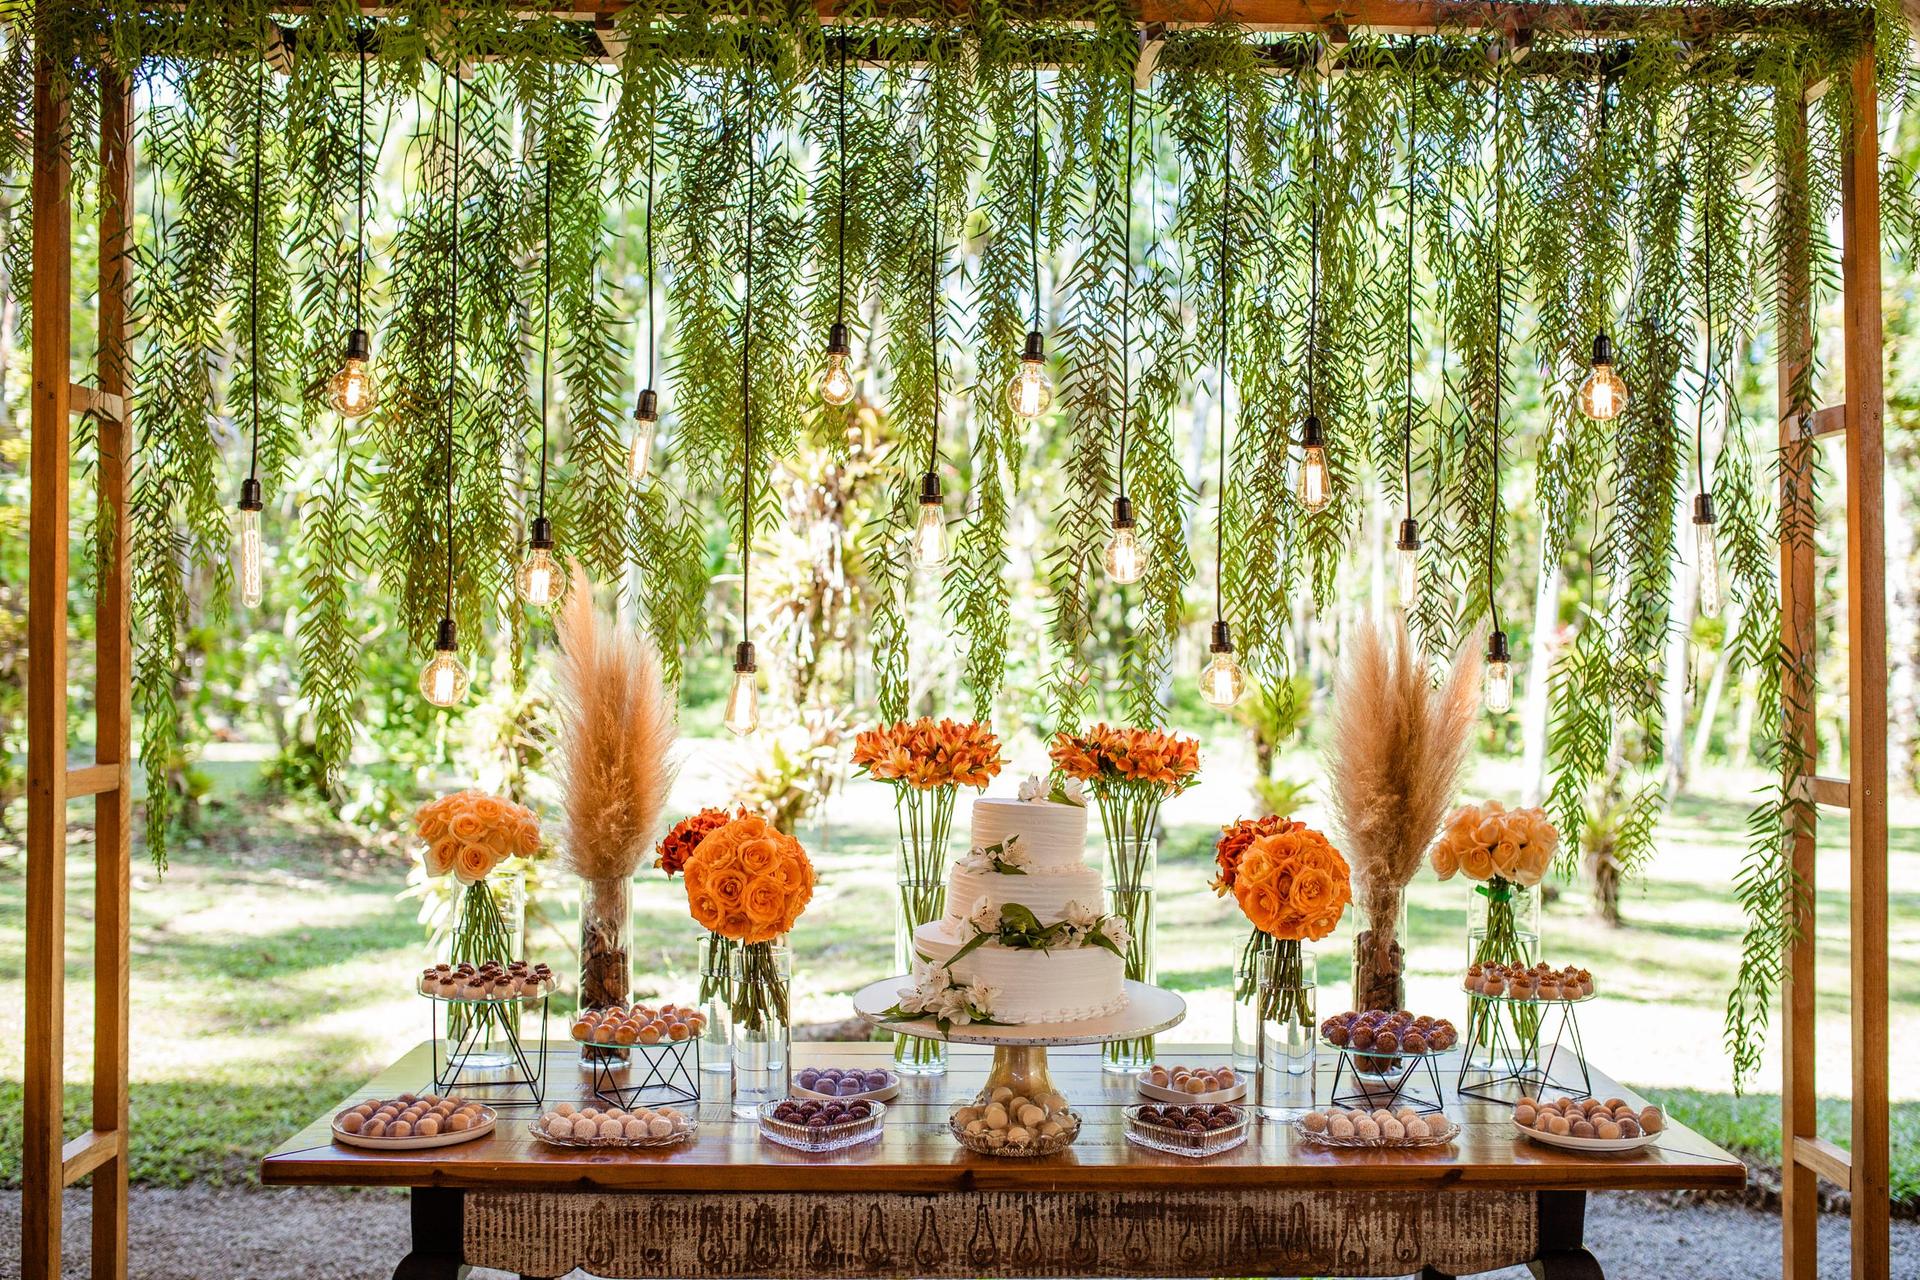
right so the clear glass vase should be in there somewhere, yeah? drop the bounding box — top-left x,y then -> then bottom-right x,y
1350,887 -> 1410,1014
1465,876 -> 1543,1070
894,875 -> 949,1074
696,931 -> 734,1086
1103,838 -> 1156,1072
447,870 -> 525,1069
892,787 -> 956,1075
1254,939 -> 1317,1111
1231,932 -> 1272,1073
729,940 -> 792,1117
578,875 -> 633,1064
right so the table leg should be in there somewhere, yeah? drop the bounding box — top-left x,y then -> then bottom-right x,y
1527,1190 -> 1603,1280
393,1187 -> 468,1280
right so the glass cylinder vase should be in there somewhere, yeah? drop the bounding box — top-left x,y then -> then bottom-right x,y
578,876 -> 633,1064
696,931 -> 734,1087
447,870 -> 525,1069
892,785 -> 956,1075
894,875 -> 949,1074
729,940 -> 792,1117
1103,838 -> 1156,1072
1465,876 -> 1543,1071
1350,886 -> 1411,1014
1254,939 -> 1317,1112
1231,932 -> 1275,1073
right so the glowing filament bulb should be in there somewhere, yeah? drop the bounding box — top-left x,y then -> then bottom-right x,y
1694,494 -> 1723,618
419,619 -> 470,708
629,388 -> 659,482
1296,414 -> 1332,514
1395,518 -> 1421,607
1200,621 -> 1247,709
724,642 -> 760,736
1484,630 -> 1513,714
516,519 -> 558,607
913,472 -> 948,569
326,329 -> 380,418
1007,332 -> 1052,420
821,323 -> 855,406
236,478 -> 264,608
1579,333 -> 1627,423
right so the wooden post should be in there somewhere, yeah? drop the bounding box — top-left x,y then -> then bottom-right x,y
93,65 -> 135,1280
1839,45 -> 1889,1280
23,49 -> 73,1280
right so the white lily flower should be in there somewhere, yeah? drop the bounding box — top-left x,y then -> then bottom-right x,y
967,897 -> 1002,935
1017,774 -> 1047,803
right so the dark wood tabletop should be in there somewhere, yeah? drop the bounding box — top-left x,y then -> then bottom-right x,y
260,1040 -> 1744,1194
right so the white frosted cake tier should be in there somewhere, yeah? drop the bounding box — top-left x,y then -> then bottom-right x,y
970,797 -> 1088,871
940,863 -> 1105,932
913,921 -> 1128,1024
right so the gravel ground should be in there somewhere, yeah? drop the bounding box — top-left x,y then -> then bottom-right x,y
2,1186 -> 1915,1280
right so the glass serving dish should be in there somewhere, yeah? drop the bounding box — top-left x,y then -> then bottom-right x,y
1462,983 -> 1599,1005
757,1098 -> 887,1153
417,983 -> 553,1004
529,1114 -> 696,1149
1123,1103 -> 1251,1158
948,1102 -> 1080,1158
1293,1114 -> 1460,1149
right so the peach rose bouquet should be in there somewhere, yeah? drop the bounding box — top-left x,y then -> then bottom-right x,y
681,814 -> 815,1038
1224,823 -> 1351,1062
1432,800 -> 1559,1054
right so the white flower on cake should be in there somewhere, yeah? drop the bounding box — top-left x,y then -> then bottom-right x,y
894,958 -> 950,1014
882,959 -> 999,1031
1060,899 -> 1102,937
1017,774 -> 1048,803
966,896 -> 1002,935
1104,914 -> 1131,952
1016,773 -> 1088,807
956,835 -> 1028,875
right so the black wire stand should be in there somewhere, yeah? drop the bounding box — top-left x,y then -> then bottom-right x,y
1456,992 -> 1593,1105
425,992 -> 549,1109
1324,1043 -> 1449,1115
581,1037 -> 701,1110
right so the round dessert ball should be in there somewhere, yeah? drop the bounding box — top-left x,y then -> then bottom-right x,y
983,1104 -> 1009,1129
1545,1114 -> 1571,1136
337,1113 -> 365,1134
388,1120 -> 413,1138
1327,1114 -> 1355,1139
416,1116 -> 442,1137
1571,1119 -> 1596,1139
989,1086 -> 1014,1103
597,1116 -> 624,1139
796,1068 -> 820,1089
445,1113 -> 472,1132
1380,1118 -> 1406,1141
569,1115 -> 598,1140
1595,1119 -> 1622,1140
1349,1026 -> 1375,1050
1618,1118 -> 1642,1138
1640,1108 -> 1664,1133
1353,1116 -> 1381,1142
623,1117 -> 650,1140
361,1118 -> 387,1138
1019,1104 -> 1045,1127
1374,1030 -> 1400,1053
1302,1112 -> 1328,1133
1405,1118 -> 1431,1139
1514,1105 -> 1537,1127
864,1070 -> 889,1090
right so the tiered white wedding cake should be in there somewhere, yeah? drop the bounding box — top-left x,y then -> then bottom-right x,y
909,782 -> 1130,1025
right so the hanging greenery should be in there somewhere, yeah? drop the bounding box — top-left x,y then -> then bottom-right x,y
2,0 -> 1906,1089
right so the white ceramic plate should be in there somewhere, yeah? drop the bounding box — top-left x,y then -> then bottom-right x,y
1515,1121 -> 1662,1154
794,1072 -> 900,1103
332,1110 -> 495,1150
1137,1073 -> 1247,1105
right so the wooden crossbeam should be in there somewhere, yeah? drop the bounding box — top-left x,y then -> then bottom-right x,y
65,763 -> 121,797
1791,1134 -> 1855,1191
59,1130 -> 123,1186
1810,775 -> 1851,808
70,381 -> 126,423
1806,404 -> 1846,438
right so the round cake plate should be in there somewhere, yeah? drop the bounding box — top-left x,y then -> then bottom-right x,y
852,978 -> 1186,1047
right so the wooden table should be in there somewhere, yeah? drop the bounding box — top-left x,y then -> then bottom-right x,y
261,1041 -> 1744,1280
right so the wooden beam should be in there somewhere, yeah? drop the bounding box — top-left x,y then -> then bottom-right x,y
1806,403 -> 1845,438
23,48 -> 73,1280
59,1130 -> 123,1187
1809,775 -> 1850,808
94,66 -> 135,1280
1839,44 -> 1890,1280
70,381 -> 126,424
64,763 -> 120,797
1791,1134 -> 1854,1191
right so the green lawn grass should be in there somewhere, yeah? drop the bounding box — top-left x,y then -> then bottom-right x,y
0,760 -> 1913,1204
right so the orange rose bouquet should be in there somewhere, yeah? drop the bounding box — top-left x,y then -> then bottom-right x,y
1225,823 -> 1352,1053
1213,815 -> 1307,1015
854,717 -> 1004,1070
681,814 -> 815,1038
657,806 -> 746,1014
1431,800 -> 1558,1055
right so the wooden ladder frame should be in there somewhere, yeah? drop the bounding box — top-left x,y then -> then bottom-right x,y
23,55 -> 134,1280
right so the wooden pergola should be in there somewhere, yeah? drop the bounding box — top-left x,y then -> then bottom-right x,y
21,2 -> 1890,1278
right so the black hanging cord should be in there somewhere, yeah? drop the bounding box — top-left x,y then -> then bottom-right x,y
740,37 -> 756,638
1403,70 -> 1417,522
1215,102 -> 1232,621
928,73 -> 942,477
1696,99 -> 1713,497
1487,68 -> 1505,638
354,30 -> 366,331
444,67 -> 463,620
835,31 -> 848,326
247,53 -> 264,482
537,134 -> 552,520
1117,87 -> 1134,501
1029,64 -> 1041,331
1307,73 -> 1323,417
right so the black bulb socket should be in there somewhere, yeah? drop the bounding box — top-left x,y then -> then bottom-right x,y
827,322 -> 851,357
435,616 -> 459,652
1209,620 -> 1235,654
1111,495 -> 1136,530
1301,414 -> 1326,448
1396,517 -> 1422,551
1591,332 -> 1614,367
634,387 -> 659,422
919,470 -> 943,505
1487,629 -> 1511,664
1693,492 -> 1717,526
238,476 -> 264,511
1022,330 -> 1046,362
529,516 -> 554,550
345,327 -> 372,361
733,640 -> 757,674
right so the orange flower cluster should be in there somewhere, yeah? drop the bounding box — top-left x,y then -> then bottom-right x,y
1211,815 -> 1306,896
683,814 -> 816,944
1049,724 -> 1201,793
415,790 -> 541,885
1430,800 -> 1558,888
851,718 -> 1006,790
1230,825 -> 1352,942
655,806 -> 743,877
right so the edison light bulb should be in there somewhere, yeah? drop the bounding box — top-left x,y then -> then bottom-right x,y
1104,497 -> 1142,584
913,472 -> 948,569
1200,621 -> 1247,708
724,642 -> 760,736
326,328 -> 380,418
516,518 -> 558,607
821,322 -> 855,406
420,619 -> 470,708
1395,517 -> 1421,607
1296,414 -> 1331,513
1694,494 -> 1723,618
629,388 -> 659,482
1007,331 -> 1052,420
236,477 -> 264,608
1579,332 -> 1627,422
1484,630 -> 1513,713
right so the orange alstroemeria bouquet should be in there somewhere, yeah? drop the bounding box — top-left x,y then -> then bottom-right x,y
681,814 -> 816,1033
1220,820 -> 1351,1039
